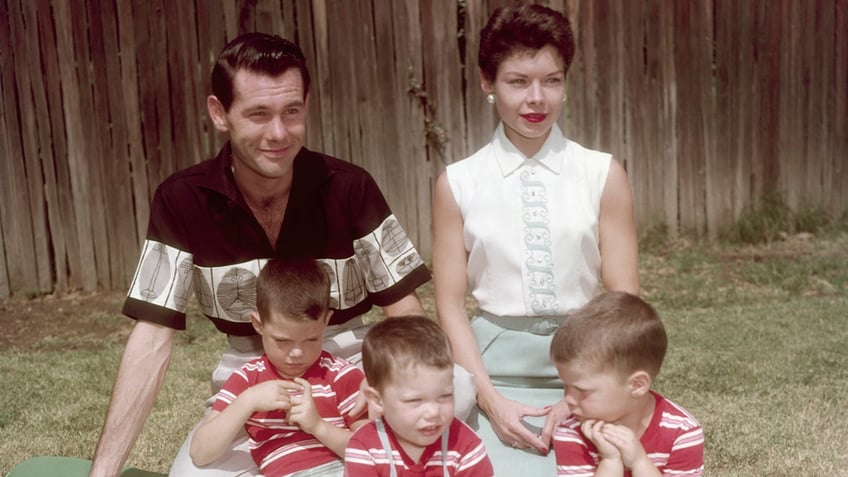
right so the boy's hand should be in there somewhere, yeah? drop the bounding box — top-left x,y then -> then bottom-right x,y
245,379 -> 294,412
581,419 -> 621,462
286,377 -> 323,434
600,423 -> 657,474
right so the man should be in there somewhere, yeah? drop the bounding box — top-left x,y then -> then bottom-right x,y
89,33 -> 430,477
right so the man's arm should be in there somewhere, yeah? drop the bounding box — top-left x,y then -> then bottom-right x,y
379,291 -> 425,318
89,320 -> 175,477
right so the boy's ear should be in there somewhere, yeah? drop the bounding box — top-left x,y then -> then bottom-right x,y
628,370 -> 652,397
363,385 -> 384,415
250,311 -> 264,334
323,309 -> 334,324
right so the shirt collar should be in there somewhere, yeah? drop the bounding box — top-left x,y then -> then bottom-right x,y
492,122 -> 568,177
199,143 -> 331,203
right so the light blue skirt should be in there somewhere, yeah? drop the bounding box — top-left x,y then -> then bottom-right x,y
468,313 -> 565,475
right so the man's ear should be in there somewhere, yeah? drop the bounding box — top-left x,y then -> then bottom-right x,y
363,385 -> 384,415
250,311 -> 264,335
628,370 -> 652,397
207,95 -> 229,132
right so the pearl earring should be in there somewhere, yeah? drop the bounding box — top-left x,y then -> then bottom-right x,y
562,94 -> 568,103
486,93 -> 496,104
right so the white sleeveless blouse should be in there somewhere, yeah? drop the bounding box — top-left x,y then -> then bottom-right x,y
445,123 -> 611,317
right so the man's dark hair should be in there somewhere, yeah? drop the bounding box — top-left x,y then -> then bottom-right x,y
211,32 -> 311,110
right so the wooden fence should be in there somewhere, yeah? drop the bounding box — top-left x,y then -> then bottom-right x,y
1,0 -> 846,298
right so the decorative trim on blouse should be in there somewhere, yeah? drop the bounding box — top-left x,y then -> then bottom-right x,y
520,165 -> 559,314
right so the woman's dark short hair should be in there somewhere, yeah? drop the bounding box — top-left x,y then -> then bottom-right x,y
478,4 -> 576,83
211,32 -> 311,111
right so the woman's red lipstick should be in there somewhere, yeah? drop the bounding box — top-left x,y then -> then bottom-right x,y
522,113 -> 547,123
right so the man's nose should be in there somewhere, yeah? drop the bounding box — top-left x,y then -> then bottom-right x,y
267,117 -> 288,141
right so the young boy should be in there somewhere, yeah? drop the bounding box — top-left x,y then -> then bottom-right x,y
550,292 -> 704,477
190,258 -> 367,476
344,316 -> 494,476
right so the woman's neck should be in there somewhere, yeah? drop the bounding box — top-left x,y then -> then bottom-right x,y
504,125 -> 552,158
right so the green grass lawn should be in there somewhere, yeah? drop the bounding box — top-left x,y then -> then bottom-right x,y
2,233 -> 847,476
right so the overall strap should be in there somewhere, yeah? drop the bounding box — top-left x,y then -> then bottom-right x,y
375,418 -> 397,477
441,427 -> 450,477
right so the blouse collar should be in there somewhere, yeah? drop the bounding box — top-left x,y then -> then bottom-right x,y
492,122 -> 568,177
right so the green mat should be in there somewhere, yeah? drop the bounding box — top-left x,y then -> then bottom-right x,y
7,456 -> 167,477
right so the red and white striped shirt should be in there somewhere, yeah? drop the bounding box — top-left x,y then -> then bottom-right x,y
345,418 -> 494,476
213,352 -> 365,476
553,391 -> 704,477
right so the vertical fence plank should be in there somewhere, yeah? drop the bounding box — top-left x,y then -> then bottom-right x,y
672,1 -> 707,235
756,0 -> 783,201
309,0 -> 332,154
463,0 -> 496,156
52,0 -> 98,290
699,0 -> 727,239
777,0 -> 801,208
730,0 -> 756,219
395,0 -> 429,255
86,0 -> 127,288
37,0 -> 78,290
0,0 -> 25,296
292,1 -> 323,154
656,0 -> 679,236
809,0 -> 833,209
18,0 -> 58,291
420,1 -> 466,166
75,0 -> 111,289
620,0 -> 651,230
112,0 -> 149,283
200,0 -> 230,159
834,0 -> 848,215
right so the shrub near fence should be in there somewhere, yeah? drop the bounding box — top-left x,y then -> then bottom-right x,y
1,0 -> 846,298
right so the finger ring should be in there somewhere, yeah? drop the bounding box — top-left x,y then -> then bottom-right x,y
512,441 -> 519,448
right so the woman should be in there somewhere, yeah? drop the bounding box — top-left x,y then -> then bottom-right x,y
432,4 -> 639,474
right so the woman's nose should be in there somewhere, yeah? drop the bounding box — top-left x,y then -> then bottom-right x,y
527,81 -> 544,103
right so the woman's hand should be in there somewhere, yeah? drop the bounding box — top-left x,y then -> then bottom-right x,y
479,390 -> 551,453
539,398 -> 570,452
